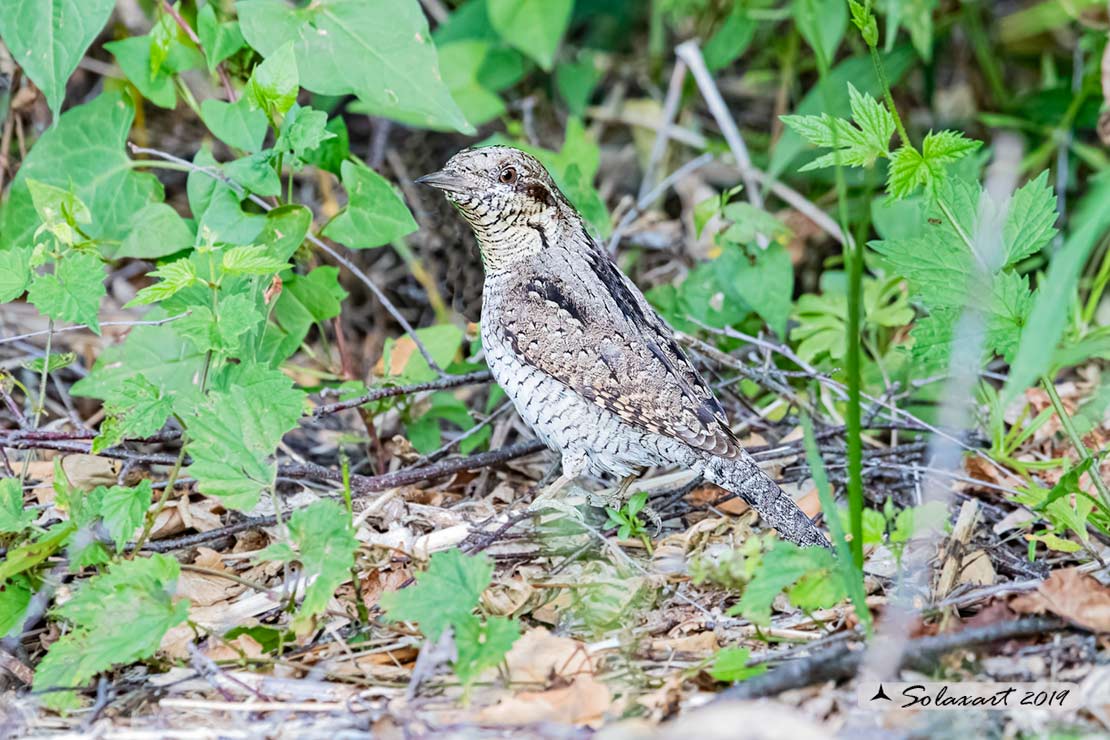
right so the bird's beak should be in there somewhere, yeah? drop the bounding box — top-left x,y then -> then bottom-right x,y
415,169 -> 470,194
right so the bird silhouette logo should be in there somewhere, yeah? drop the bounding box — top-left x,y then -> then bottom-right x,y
871,684 -> 892,701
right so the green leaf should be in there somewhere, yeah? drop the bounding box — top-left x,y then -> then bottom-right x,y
322,160 -> 418,249
276,105 -> 336,162
782,84 -> 893,172
0,0 -> 115,119
104,34 -> 179,109
221,244 -> 291,276
256,205 -> 313,263
555,51 -> 602,116
439,41 -> 506,127
0,478 -> 35,533
27,252 -> 106,333
487,0 -> 572,71
887,131 -> 981,199
23,352 -> 76,374
26,179 -> 92,242
113,203 -> 195,260
0,93 -> 164,252
703,3 -> 757,70
200,97 -> 269,153
197,4 -> 246,70
1004,212 -> 1110,403
33,554 -> 189,711
770,47 -> 915,178
264,267 -> 347,363
735,541 -> 837,625
380,549 -> 492,640
382,324 -> 464,383
174,295 -> 264,356
125,258 -> 199,308
708,646 -> 767,682
187,148 -> 267,245
794,0 -> 847,67
717,241 -> 793,337
0,575 -> 33,638
237,0 -> 472,133
1004,170 -> 1058,265
92,375 -> 175,453
246,40 -> 299,119
0,247 -> 32,302
452,613 -> 520,686
182,365 -> 304,510
257,500 -> 357,623
99,480 -> 153,551
301,116 -> 349,176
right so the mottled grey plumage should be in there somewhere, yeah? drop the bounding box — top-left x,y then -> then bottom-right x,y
418,146 -> 829,548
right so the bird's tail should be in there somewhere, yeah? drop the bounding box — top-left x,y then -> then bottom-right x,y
702,452 -> 831,549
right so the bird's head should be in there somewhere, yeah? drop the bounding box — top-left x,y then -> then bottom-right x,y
417,146 -> 571,269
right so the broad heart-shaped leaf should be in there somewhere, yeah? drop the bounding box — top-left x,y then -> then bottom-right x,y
717,241 -> 794,338
438,41 -> 507,127
104,35 -> 176,109
113,203 -> 195,260
181,365 -> 305,510
322,160 -> 418,248
27,252 -> 106,333
200,97 -> 269,153
33,554 -> 189,711
0,0 -> 115,119
488,0 -> 572,71
257,500 -> 357,624
262,266 -> 347,363
380,549 -> 493,640
187,148 -> 267,244
0,93 -> 164,252
237,0 -> 472,133
197,4 -> 246,71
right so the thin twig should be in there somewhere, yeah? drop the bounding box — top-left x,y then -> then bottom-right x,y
608,152 -> 714,253
0,312 -> 192,346
638,58 -> 688,202
675,40 -> 768,248
311,370 -> 491,417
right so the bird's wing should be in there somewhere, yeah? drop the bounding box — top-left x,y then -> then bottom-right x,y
496,245 -> 741,458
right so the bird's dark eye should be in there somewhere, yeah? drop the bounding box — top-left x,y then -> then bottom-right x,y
499,166 -> 518,184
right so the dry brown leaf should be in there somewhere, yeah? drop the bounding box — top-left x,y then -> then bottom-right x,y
477,674 -> 611,727
649,631 -> 719,660
1011,568 -> 1110,632
958,549 -> 996,587
482,577 -> 535,616
205,633 -> 264,662
177,570 -> 243,607
60,454 -> 119,491
503,627 -> 593,685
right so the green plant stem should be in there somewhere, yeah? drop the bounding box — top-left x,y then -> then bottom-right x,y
1040,374 -> 1110,510
18,319 -> 54,484
130,440 -> 188,555
868,45 -> 910,148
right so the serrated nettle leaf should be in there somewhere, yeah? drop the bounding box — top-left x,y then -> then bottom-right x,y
488,0 -> 572,71
322,160 -> 418,249
0,247 -> 32,302
92,375 -> 175,454
197,4 -> 246,71
238,0 -> 471,133
98,480 -> 153,551
200,97 -> 269,153
276,105 -> 336,162
126,258 -> 199,308
0,0 -> 115,120
452,613 -> 521,686
0,94 -> 164,252
921,129 -> 981,163
113,203 -> 195,261
182,365 -> 304,510
1004,170 -> 1058,265
224,151 -> 282,197
782,92 -> 891,172
848,0 -> 878,46
27,251 -> 106,333
380,549 -> 493,640
257,500 -> 358,624
735,541 -> 841,625
0,477 -> 36,533
847,83 -> 895,156
173,295 -> 264,356
23,352 -> 76,374
246,40 -> 299,120
221,244 -> 291,276
33,554 -> 189,711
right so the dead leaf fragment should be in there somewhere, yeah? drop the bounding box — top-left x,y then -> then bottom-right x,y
477,674 -> 611,727
503,627 -> 593,685
1011,567 -> 1110,632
